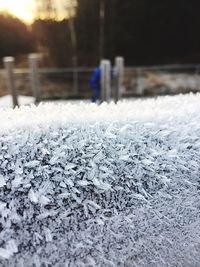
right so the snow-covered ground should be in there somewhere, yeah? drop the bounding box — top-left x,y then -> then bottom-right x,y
0,94 -> 92,109
0,94 -> 200,266
0,95 -> 35,108
135,73 -> 200,95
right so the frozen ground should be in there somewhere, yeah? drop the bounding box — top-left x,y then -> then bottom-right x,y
0,95 -> 35,108
0,94 -> 91,109
0,93 -> 200,266
135,73 -> 200,95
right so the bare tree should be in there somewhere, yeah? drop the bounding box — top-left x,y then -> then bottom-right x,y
65,0 -> 78,68
34,0 -> 57,19
34,0 -> 78,68
99,0 -> 105,60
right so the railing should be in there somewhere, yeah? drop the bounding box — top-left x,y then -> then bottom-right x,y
1,56 -> 200,107
0,55 -> 124,106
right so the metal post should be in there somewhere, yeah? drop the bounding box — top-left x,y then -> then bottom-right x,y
29,54 -> 41,103
3,57 -> 19,108
100,59 -> 111,103
114,56 -> 124,102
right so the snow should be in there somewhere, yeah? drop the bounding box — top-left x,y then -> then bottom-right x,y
0,93 -> 200,266
136,73 -> 200,95
0,95 -> 35,108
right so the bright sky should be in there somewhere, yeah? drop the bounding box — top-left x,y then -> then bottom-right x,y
0,0 -> 35,23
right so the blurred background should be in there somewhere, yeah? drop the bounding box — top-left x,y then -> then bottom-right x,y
1,0 -> 200,103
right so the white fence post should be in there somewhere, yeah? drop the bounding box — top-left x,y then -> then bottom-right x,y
100,59 -> 111,103
29,54 -> 41,103
114,56 -> 124,102
3,57 -> 19,108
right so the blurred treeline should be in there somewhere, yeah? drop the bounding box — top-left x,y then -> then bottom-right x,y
1,0 -> 200,67
0,14 -> 36,66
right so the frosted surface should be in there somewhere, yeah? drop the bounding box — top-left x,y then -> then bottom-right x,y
0,94 -> 200,266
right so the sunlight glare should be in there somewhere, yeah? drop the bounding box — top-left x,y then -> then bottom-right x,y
0,0 -> 35,23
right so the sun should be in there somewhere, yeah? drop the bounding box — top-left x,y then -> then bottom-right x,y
0,0 -> 35,23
